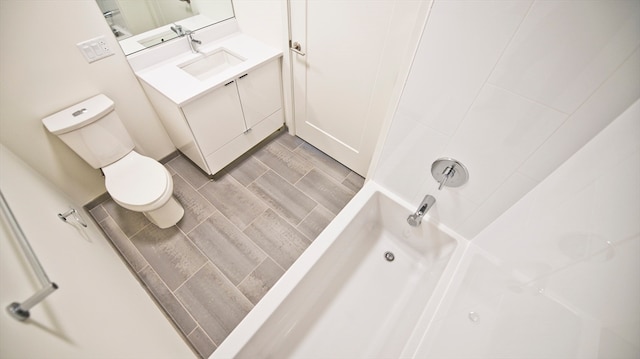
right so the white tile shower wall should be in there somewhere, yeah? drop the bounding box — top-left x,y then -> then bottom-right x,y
518,48 -> 640,182
416,100 -> 640,358
487,1 -> 640,114
374,0 -> 640,239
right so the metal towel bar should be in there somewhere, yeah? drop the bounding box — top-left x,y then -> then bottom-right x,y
0,190 -> 59,321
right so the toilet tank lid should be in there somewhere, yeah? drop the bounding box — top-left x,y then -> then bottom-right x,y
42,94 -> 115,135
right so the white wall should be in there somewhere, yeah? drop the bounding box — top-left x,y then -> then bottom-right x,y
415,99 -> 640,359
0,0 -> 176,206
232,0 -> 284,50
232,0 -> 294,140
0,145 -> 193,359
373,0 -> 640,239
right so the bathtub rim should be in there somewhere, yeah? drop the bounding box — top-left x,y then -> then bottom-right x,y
210,180 -> 468,358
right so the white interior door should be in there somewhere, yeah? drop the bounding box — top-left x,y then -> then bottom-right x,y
289,0 -> 431,176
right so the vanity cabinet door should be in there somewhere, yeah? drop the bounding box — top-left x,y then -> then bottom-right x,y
181,81 -> 246,157
236,60 -> 282,129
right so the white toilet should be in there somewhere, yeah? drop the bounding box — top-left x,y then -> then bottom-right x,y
42,94 -> 184,228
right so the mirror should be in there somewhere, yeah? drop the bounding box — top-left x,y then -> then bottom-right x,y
96,0 -> 235,56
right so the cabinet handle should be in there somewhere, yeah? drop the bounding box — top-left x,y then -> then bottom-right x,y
239,74 -> 248,79
224,80 -> 235,86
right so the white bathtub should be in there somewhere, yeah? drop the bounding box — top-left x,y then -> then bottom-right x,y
212,182 -> 467,358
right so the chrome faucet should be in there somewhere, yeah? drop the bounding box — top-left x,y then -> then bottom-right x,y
185,30 -> 202,53
407,195 -> 436,227
170,23 -> 184,36
170,25 -> 201,53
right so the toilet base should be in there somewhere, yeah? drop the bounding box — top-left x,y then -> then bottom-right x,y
143,196 -> 184,229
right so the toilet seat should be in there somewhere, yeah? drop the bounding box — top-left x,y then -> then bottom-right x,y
102,151 -> 173,212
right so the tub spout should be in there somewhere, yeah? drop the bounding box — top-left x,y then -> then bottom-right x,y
407,195 -> 436,227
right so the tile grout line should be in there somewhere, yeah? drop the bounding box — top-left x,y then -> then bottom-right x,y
97,210 -> 152,274
248,169 -> 320,228
172,260 -> 210,294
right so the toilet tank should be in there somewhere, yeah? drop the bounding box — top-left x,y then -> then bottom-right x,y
42,94 -> 135,169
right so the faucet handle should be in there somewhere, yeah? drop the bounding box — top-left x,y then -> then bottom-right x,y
171,23 -> 186,36
431,158 -> 469,190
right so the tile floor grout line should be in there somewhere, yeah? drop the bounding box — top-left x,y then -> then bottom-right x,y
295,208 -> 322,243
197,325 -> 220,354
172,260 -> 210,294
97,211 -> 152,273
292,141 -> 353,182
170,167 -> 221,230
230,154 -> 268,188
234,258 -> 287,306
247,169 -> 320,228
204,258 -> 256,308
236,208 -> 297,275
127,261 -> 202,349
180,209 -> 220,237
234,257 -> 271,297
255,138 -> 315,185
217,173 -> 270,232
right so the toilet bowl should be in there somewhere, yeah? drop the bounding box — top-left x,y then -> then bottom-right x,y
41,94 -> 184,228
103,151 -> 184,228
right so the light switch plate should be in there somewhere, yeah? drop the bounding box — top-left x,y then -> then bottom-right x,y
77,36 -> 114,63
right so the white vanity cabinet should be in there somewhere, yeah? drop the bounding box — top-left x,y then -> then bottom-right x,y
181,77 -> 246,158
142,58 -> 284,176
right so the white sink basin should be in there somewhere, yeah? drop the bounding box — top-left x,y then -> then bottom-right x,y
179,49 -> 245,80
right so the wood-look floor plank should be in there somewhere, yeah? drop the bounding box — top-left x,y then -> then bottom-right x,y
294,142 -> 351,182
167,155 -> 211,189
227,155 -> 268,187
187,327 -> 217,358
244,209 -> 310,270
188,211 -> 266,285
98,217 -> 148,272
101,199 -> 149,237
253,141 -> 312,184
342,171 -> 366,192
296,169 -> 356,215
275,132 -> 304,151
130,225 -> 208,291
248,170 -> 317,225
138,265 -> 198,335
238,257 -> 285,305
199,175 -> 267,230
175,263 -> 253,346
297,205 -> 336,241
172,174 -> 216,234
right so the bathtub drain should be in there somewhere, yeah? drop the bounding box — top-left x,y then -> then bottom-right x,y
384,251 -> 395,262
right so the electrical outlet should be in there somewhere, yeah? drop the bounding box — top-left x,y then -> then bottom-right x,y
77,36 -> 114,63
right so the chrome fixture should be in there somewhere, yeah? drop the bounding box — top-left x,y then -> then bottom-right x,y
169,25 -> 201,53
186,30 -> 202,53
170,23 -> 185,36
289,40 -> 306,56
431,158 -> 469,190
407,194 -> 436,227
58,208 -> 88,228
1,191 -> 59,321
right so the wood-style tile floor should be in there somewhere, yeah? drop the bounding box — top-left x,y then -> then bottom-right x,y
87,130 -> 364,358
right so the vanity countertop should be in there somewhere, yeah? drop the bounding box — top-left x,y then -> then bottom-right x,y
135,33 -> 282,106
